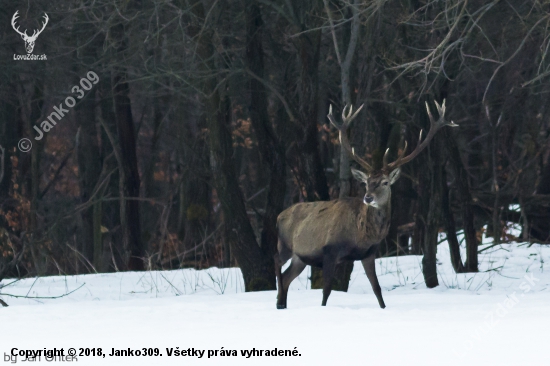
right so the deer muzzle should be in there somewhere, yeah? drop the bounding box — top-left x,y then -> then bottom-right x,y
363,195 -> 377,207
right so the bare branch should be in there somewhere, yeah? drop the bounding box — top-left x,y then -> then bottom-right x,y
327,104 -> 372,172
0,144 -> 4,185
245,67 -> 297,124
323,0 -> 342,66
383,100 -> 458,172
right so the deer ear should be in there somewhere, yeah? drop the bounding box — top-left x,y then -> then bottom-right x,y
351,168 -> 369,183
389,168 -> 401,184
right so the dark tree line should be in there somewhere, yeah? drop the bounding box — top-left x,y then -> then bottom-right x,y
1,0 -> 550,292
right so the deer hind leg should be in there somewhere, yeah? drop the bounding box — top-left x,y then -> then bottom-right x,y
274,253 -> 284,307
276,254 -> 306,309
321,251 -> 338,306
361,253 -> 386,309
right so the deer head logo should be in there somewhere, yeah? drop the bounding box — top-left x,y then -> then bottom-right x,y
11,11 -> 49,54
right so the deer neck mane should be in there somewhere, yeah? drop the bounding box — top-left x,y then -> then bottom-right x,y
361,194 -> 392,241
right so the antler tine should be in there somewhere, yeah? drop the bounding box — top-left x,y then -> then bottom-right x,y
435,99 -> 444,116
383,140 -> 408,171
382,148 -> 390,170
327,104 -> 372,172
341,104 -> 350,123
327,104 -> 338,127
11,11 -> 28,37
11,10 -> 19,27
40,13 -> 48,30
342,103 -> 364,126
32,13 -> 49,39
385,99 -> 457,172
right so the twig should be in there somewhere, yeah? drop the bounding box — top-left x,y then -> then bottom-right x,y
323,0 -> 342,66
0,235 -> 26,282
66,244 -> 98,274
483,14 -> 550,104
478,242 -> 504,254
244,68 -> 297,123
0,283 -> 86,300
109,241 -> 120,272
244,186 -> 267,202
161,223 -> 223,266
159,272 -> 183,295
0,144 -> 5,185
39,148 -> 74,199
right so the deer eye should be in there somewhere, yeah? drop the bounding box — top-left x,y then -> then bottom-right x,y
383,182 -> 389,186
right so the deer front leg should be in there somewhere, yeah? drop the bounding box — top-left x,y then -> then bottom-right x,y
361,253 -> 386,308
321,251 -> 337,306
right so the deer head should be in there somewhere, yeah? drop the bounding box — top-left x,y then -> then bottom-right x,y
11,11 -> 49,54
327,101 -> 458,207
349,167 -> 400,208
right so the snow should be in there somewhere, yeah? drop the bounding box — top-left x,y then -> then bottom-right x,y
1,235 -> 549,365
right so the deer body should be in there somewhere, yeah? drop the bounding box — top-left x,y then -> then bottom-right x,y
275,101 -> 456,309
277,197 -> 390,266
275,170 -> 397,310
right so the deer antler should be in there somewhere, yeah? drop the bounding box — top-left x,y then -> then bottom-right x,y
383,99 -> 458,172
11,11 -> 48,40
327,104 -> 373,173
11,11 -> 28,38
30,13 -> 49,40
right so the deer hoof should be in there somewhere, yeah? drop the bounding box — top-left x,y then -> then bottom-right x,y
276,304 -> 286,309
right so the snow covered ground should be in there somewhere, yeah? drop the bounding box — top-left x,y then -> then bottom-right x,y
1,234 -> 549,365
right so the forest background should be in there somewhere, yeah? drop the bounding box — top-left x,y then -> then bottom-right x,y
1,0 -> 549,292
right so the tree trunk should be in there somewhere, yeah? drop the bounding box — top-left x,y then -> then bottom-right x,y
72,1 -> 103,270
288,6 -> 332,291
76,88 -> 100,264
422,166 -> 441,288
289,5 -> 329,203
328,0 -> 362,291
442,128 -> 478,271
382,121 -> 411,256
0,79 -> 24,281
385,173 -> 413,256
113,71 -> 144,271
245,2 -> 286,274
334,0 -> 360,200
29,79 -> 45,275
529,152 -> 550,242
416,104 -> 441,288
186,0 -> 275,291
181,172 -> 210,260
441,167 -> 465,273
99,78 -> 123,272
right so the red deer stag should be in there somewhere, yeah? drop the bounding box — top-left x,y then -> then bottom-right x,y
275,100 -> 457,309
